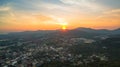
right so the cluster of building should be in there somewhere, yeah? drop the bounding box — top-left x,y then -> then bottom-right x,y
0,37 -> 108,67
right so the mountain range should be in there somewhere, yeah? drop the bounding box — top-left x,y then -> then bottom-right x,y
0,27 -> 120,39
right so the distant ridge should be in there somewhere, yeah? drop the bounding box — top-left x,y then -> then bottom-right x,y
0,27 -> 120,35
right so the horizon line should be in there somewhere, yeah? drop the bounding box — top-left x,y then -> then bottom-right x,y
0,27 -> 120,34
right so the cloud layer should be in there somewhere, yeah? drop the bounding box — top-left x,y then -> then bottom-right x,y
0,0 -> 120,33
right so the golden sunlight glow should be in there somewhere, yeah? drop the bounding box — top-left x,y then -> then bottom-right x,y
62,25 -> 67,30
0,0 -> 120,33
59,22 -> 68,30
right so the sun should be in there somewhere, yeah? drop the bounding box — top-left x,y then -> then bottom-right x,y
62,25 -> 67,30
59,22 -> 68,30
56,18 -> 68,30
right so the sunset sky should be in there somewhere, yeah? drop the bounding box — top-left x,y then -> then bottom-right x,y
0,0 -> 120,33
